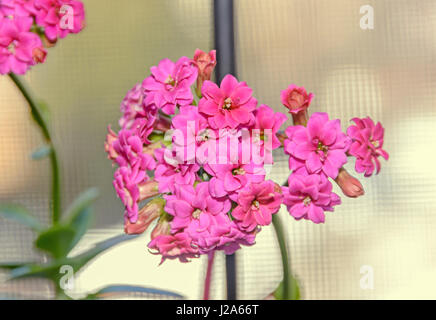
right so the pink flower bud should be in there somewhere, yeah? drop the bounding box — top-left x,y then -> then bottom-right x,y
32,47 -> 47,64
124,198 -> 164,235
280,85 -> 314,115
151,218 -> 171,240
104,126 -> 118,161
138,180 -> 159,201
192,49 -> 217,96
334,168 -> 365,198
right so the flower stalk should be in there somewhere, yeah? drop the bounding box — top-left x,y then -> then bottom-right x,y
271,213 -> 291,300
203,251 -> 215,300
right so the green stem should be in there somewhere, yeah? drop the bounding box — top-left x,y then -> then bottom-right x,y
8,73 -> 61,224
272,214 -> 290,300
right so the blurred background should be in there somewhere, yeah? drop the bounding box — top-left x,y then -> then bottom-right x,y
1,0 -> 435,299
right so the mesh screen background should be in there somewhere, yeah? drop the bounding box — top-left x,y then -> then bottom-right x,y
1,0 -> 436,299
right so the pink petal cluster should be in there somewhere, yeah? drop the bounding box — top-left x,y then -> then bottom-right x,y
347,117 -> 389,177
232,181 -> 283,232
148,232 -> 199,264
142,57 -> 197,115
199,74 -> 257,129
282,174 -> 341,224
0,0 -> 85,75
284,112 -> 350,179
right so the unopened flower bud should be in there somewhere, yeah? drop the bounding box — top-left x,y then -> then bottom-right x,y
32,47 -> 47,64
192,49 -> 216,97
124,198 -> 165,235
138,180 -> 159,201
334,168 -> 365,198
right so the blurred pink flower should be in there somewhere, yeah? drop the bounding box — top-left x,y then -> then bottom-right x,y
347,117 -> 389,177
282,174 -> 341,224
148,232 -> 199,264
0,16 -> 46,74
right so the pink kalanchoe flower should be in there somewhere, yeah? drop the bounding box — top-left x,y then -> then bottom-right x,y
204,161 -> 266,201
0,16 -> 47,74
34,0 -> 85,42
282,174 -> 341,224
284,112 -> 351,179
186,210 -> 256,255
232,180 -> 283,232
0,0 -> 37,17
113,166 -> 158,223
198,74 -> 257,129
142,56 -> 197,115
154,147 -> 199,194
281,84 -> 314,115
112,128 -> 156,170
252,104 -> 287,150
347,117 -> 389,177
192,48 -> 216,95
119,83 -> 149,129
164,182 -> 231,233
148,232 -> 199,264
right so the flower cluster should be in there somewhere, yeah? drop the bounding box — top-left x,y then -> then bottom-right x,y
0,0 -> 85,75
105,49 -> 389,264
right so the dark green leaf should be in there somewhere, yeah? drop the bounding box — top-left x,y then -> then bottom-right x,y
85,285 -> 184,300
0,262 -> 27,270
273,275 -> 301,300
31,145 -> 52,160
0,204 -> 43,231
35,225 -> 76,259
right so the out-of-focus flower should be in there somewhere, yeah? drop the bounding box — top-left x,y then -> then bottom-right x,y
124,198 -> 164,235
0,17 -> 46,74
334,168 -> 364,198
199,74 -> 257,129
232,181 -> 283,232
142,56 -> 197,115
284,112 -> 350,179
282,174 -> 341,224
192,49 -> 216,96
347,117 -> 389,177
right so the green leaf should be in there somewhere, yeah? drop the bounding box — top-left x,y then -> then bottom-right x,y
35,225 -> 76,259
63,188 -> 99,250
273,275 -> 301,300
0,204 -> 43,231
9,234 -> 137,282
0,262 -> 28,270
84,285 -> 184,300
31,144 -> 52,160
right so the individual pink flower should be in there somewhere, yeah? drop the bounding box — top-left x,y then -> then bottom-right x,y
142,56 -> 197,115
164,182 -> 231,233
148,232 -> 199,264
252,104 -> 287,150
112,128 -> 156,170
113,166 -> 158,223
186,210 -> 256,255
198,74 -> 257,129
34,0 -> 86,42
284,112 -> 350,179
347,117 -> 389,177
192,49 -> 216,96
281,84 -> 314,115
124,198 -> 164,235
334,168 -> 364,198
232,180 -> 283,232
204,161 -> 266,201
0,16 -> 47,74
282,174 -> 341,224
154,147 -> 199,193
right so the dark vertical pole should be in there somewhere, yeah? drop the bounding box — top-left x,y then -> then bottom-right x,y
213,0 -> 237,300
